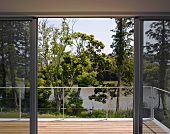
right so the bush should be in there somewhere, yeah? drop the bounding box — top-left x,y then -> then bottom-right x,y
80,109 -> 133,118
154,109 -> 170,129
65,89 -> 84,116
108,109 -> 133,118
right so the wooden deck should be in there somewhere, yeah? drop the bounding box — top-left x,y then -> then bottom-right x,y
0,120 -> 168,134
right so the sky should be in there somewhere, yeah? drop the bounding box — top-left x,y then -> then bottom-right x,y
39,18 -> 115,54
38,18 -> 156,56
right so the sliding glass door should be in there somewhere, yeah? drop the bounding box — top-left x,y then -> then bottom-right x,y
2,17 -> 170,134
142,20 -> 170,133
0,18 -> 37,134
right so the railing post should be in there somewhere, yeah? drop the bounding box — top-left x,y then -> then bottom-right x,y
63,88 -> 64,120
106,88 -> 108,120
150,87 -> 154,119
150,87 -> 155,119
19,88 -> 21,120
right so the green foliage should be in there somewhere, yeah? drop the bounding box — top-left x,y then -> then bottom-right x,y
165,69 -> 170,91
110,18 -> 134,111
0,21 -> 30,109
73,32 -> 105,55
80,109 -> 133,118
154,108 -> 170,128
89,82 -> 116,104
37,18 -> 135,115
65,89 -> 84,115
143,61 -> 159,87
110,18 -> 134,86
108,109 -> 133,118
145,20 -> 170,116
38,113 -> 63,118
0,112 -> 20,118
38,18 -> 74,112
0,18 -> 136,119
75,71 -> 97,87
38,65 -> 52,109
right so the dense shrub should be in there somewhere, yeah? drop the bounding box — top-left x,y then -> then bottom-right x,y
80,109 -> 133,118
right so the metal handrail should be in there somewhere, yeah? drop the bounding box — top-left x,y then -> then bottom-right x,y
0,86 -> 133,89
153,87 -> 170,94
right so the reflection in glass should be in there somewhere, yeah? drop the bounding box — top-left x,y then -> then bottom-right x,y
143,21 -> 170,129
0,21 -> 30,133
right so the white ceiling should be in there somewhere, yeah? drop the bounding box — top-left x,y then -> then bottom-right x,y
0,0 -> 170,17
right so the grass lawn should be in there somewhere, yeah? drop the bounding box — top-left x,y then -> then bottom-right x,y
0,112 -> 20,118
0,112 -> 77,118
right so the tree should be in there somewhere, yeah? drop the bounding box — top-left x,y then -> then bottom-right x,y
0,21 -> 31,110
143,60 -> 159,87
38,19 -> 53,66
61,51 -> 96,114
72,32 -> 108,106
37,18 -> 133,115
62,32 -> 108,114
145,20 -> 170,116
66,89 -> 84,116
38,18 -> 74,112
38,65 -> 52,111
110,18 -> 134,111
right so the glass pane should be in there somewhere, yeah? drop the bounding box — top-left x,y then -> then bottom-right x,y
143,21 -> 170,133
0,20 -> 31,133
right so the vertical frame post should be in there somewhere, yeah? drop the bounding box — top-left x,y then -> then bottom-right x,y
63,88 -> 64,119
19,88 -> 21,120
30,18 -> 38,134
139,20 -> 143,134
134,18 -> 143,134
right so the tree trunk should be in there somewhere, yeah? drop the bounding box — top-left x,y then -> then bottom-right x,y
159,20 -> 168,116
157,93 -> 161,110
54,87 -> 63,113
1,60 -> 7,100
10,64 -> 18,109
24,42 -> 30,113
76,87 -> 81,103
0,30 -> 7,106
0,62 -> 7,107
161,92 -> 168,116
116,69 -> 121,112
54,89 -> 60,112
24,84 -> 30,113
116,18 -> 123,112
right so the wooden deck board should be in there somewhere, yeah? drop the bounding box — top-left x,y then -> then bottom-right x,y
0,120 -> 168,134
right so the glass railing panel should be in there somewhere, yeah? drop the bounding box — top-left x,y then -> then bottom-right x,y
143,86 -> 170,129
152,87 -> 170,129
37,87 -> 63,118
107,87 -> 133,118
37,87 -> 133,119
0,87 -> 30,119
143,86 -> 153,118
76,87 -> 108,118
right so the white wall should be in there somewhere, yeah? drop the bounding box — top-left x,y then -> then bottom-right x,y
0,0 -> 170,16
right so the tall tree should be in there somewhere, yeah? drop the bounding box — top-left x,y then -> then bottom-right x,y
0,21 -> 31,109
72,32 -> 105,103
38,18 -> 73,112
110,18 -> 134,111
145,20 -> 170,116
